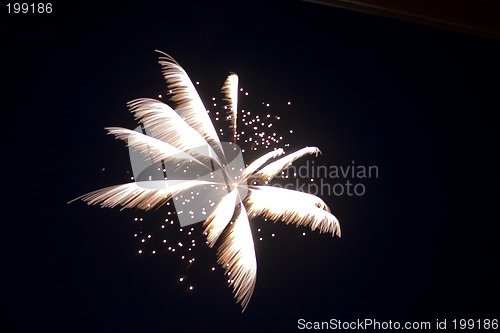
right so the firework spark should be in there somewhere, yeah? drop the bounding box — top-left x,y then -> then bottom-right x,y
70,51 -> 341,311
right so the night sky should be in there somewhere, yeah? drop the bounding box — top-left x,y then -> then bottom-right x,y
3,1 -> 499,332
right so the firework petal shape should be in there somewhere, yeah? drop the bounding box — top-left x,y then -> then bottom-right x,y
71,51 -> 341,311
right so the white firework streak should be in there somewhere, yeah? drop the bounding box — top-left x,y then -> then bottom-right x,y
71,52 -> 341,312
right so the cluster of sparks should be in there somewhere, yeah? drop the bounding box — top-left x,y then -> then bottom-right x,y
210,94 -> 291,151
72,51 -> 340,311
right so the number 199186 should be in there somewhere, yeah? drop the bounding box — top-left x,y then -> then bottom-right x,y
6,3 -> 52,13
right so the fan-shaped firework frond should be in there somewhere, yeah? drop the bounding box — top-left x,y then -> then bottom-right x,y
217,203 -> 257,311
253,146 -> 321,182
241,148 -> 284,180
106,127 -> 208,168
249,186 -> 331,212
156,50 -> 223,155
246,187 -> 340,236
221,73 -> 239,140
204,187 -> 239,247
127,98 -> 221,166
70,180 -> 213,211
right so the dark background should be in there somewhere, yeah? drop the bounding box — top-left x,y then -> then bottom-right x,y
2,0 -> 499,332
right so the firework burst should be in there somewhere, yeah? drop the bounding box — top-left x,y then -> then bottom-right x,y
71,51 -> 341,311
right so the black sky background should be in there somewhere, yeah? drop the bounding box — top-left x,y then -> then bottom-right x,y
2,1 -> 499,332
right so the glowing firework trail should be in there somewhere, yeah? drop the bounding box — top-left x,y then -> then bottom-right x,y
221,72 -> 239,141
71,51 -> 341,311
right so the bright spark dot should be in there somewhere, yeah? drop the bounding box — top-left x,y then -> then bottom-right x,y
189,286 -> 194,290
179,277 -> 184,282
